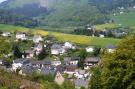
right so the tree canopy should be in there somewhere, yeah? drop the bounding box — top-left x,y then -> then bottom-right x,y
100,34 -> 135,89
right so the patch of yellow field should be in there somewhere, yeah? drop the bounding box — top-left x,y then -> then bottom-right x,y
32,30 -> 49,36
50,32 -> 92,44
95,23 -> 120,30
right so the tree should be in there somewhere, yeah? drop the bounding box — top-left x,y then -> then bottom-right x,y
12,44 -> 22,58
0,37 -> 12,58
100,34 -> 135,89
38,46 -> 47,60
78,49 -> 88,69
90,67 -> 101,89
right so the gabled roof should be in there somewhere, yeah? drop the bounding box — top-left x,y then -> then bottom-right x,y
21,65 -> 34,75
85,57 -> 99,63
64,57 -> 80,62
75,79 -> 88,88
41,66 -> 56,75
32,60 -> 51,65
65,65 -> 76,72
13,59 -> 31,65
51,44 -> 61,49
106,44 -> 117,49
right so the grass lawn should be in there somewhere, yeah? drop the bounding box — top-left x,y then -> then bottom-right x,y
0,24 -> 120,47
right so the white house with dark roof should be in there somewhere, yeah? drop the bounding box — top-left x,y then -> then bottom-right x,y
51,60 -> 61,66
32,60 -> 51,69
33,34 -> 43,43
16,32 -> 27,40
12,59 -> 31,72
64,57 -> 80,66
106,44 -> 117,53
84,57 -> 99,70
64,65 -> 77,75
51,44 -> 66,55
74,70 -> 89,79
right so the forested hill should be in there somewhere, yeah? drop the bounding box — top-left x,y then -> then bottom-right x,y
0,0 -> 135,27
0,9 -> 39,28
90,0 -> 135,13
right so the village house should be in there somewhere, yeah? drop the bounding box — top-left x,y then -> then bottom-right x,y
1,32 -> 11,37
51,60 -> 61,66
32,60 -> 51,69
33,34 -> 43,43
85,46 -> 95,53
74,70 -> 89,79
106,44 -> 117,53
84,57 -> 99,70
75,79 -> 88,89
64,65 -> 77,75
64,42 -> 73,49
12,59 -> 31,72
16,32 -> 27,40
64,57 -> 80,66
19,65 -> 34,76
51,44 -> 66,55
40,66 -> 56,75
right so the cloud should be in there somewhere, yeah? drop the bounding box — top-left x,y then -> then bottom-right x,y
0,0 -> 7,3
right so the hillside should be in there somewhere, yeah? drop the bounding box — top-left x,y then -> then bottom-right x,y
0,24 -> 120,47
111,9 -> 135,27
0,0 -> 107,27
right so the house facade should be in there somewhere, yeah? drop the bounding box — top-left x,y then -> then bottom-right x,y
16,32 -> 27,40
84,57 -> 99,70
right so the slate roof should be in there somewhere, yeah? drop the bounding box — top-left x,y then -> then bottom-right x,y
85,57 -> 99,63
32,60 -> 51,65
51,44 -> 61,49
65,65 -> 76,72
64,57 -> 80,62
41,66 -> 56,75
75,79 -> 88,88
106,44 -> 117,49
13,59 -> 31,65
21,65 -> 34,75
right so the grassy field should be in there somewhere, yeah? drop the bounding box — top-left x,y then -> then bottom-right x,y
95,23 -> 121,30
0,24 -> 120,47
111,9 -> 135,27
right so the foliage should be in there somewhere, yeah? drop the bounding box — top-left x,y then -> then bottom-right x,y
90,67 -> 101,89
100,34 -> 135,89
0,37 -> 12,58
0,9 -> 39,28
95,23 -> 121,30
78,49 -> 87,69
12,44 -> 22,58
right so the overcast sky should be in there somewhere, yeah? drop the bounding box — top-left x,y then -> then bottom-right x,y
0,0 -> 7,3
